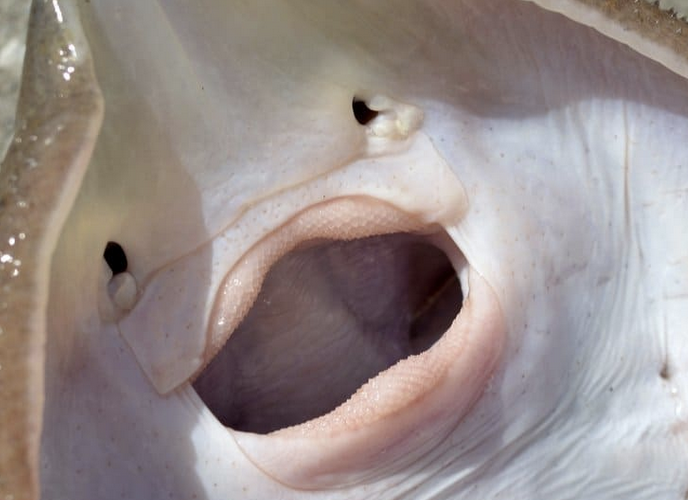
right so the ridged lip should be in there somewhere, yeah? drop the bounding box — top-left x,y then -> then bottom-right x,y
195,195 -> 506,489
231,268 -> 505,490
203,196 -> 434,376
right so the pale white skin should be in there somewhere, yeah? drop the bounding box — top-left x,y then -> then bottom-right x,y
32,0 -> 688,499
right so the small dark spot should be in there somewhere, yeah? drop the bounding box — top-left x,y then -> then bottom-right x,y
352,98 -> 378,125
661,361 -> 671,380
103,241 -> 128,275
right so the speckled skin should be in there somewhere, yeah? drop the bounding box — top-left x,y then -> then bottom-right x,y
0,2 -> 101,499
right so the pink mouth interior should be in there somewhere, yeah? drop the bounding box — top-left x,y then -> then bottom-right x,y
193,231 -> 463,434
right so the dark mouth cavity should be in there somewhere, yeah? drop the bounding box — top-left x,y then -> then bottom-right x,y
193,232 -> 463,434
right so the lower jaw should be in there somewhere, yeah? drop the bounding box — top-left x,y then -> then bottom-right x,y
192,196 -> 506,489
230,268 -> 504,489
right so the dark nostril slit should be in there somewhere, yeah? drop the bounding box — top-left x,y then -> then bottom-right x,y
352,98 -> 378,125
103,241 -> 128,275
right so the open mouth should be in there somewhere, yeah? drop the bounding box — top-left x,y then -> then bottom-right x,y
109,195 -> 504,488
192,230 -> 464,434
177,196 -> 505,489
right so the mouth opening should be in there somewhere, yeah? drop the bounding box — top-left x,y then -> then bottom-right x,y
192,231 -> 464,434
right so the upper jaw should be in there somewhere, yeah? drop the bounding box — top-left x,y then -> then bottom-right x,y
112,130 -> 469,395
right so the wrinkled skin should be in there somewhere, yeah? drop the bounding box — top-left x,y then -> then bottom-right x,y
2,1 -> 688,499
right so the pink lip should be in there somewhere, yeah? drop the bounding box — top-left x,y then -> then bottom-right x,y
204,196 -> 431,376
200,197 -> 506,488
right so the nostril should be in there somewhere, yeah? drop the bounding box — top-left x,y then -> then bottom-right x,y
103,241 -> 128,275
352,98 -> 379,125
100,241 -> 138,316
352,95 -> 423,151
102,241 -> 138,312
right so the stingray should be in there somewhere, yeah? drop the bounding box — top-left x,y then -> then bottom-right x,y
1,0 -> 688,499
